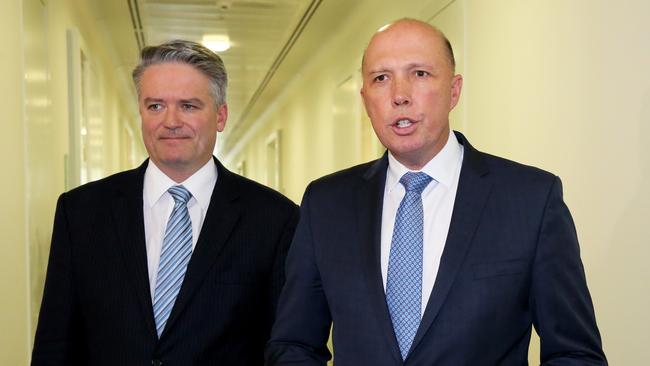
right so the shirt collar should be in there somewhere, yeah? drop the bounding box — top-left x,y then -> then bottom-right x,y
386,129 -> 463,192
144,158 -> 218,211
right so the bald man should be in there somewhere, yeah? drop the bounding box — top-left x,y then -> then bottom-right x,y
265,19 -> 606,365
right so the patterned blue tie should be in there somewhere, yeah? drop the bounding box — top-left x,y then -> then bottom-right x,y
386,172 -> 433,360
153,185 -> 193,337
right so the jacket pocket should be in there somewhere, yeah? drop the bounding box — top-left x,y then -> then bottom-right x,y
472,259 -> 527,280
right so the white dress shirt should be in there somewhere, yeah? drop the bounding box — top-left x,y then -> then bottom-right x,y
143,159 -> 218,297
381,130 -> 464,316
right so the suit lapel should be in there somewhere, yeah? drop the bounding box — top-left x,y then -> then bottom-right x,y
356,154 -> 404,364
410,132 -> 493,353
112,160 -> 158,338
162,158 -> 242,335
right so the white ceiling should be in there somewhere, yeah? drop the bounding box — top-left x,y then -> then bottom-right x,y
91,0 -> 355,155
136,0 -> 314,130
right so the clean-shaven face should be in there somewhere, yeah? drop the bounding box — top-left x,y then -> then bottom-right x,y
361,20 -> 462,170
139,62 -> 228,182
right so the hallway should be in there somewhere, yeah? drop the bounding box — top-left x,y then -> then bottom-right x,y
2,0 -> 649,364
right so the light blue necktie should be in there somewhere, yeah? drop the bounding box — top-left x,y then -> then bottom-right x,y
153,185 -> 193,337
386,172 -> 433,360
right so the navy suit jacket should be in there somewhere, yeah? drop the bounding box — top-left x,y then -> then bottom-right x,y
266,132 -> 606,365
32,158 -> 299,366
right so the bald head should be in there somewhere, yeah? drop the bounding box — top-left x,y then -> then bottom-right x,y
359,17 -> 463,170
362,18 -> 456,74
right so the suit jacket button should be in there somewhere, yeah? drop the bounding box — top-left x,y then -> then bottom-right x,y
152,359 -> 163,366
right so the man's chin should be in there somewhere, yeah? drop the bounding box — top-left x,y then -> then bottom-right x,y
152,156 -> 192,170
387,142 -> 424,158
389,144 -> 439,170
158,155 -> 189,165
157,154 -> 214,170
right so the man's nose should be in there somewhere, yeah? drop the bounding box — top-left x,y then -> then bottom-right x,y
162,107 -> 183,128
392,78 -> 411,106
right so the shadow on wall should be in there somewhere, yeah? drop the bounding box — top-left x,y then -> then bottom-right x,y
606,88 -> 650,363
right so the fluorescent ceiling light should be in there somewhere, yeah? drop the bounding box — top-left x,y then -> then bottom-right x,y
202,35 -> 230,52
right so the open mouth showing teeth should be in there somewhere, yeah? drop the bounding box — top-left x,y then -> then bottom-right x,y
395,119 -> 413,128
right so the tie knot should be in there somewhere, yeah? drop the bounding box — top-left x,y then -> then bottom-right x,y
400,172 -> 432,194
168,185 -> 191,204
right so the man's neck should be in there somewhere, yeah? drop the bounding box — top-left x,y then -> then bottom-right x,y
152,158 -> 213,183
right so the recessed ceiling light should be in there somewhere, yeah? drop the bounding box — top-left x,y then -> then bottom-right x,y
201,35 -> 230,52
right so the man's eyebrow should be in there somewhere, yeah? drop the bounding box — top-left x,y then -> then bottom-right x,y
366,62 -> 435,74
406,62 -> 434,69
141,97 -> 206,106
179,98 -> 205,106
367,67 -> 391,74
143,97 -> 164,104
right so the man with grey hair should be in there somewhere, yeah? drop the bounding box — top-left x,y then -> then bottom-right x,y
32,40 -> 299,365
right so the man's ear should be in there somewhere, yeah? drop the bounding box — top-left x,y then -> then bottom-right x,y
216,104 -> 228,132
360,86 -> 371,117
449,74 -> 463,110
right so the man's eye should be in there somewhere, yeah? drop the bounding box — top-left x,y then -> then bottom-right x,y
182,104 -> 197,110
373,74 -> 388,82
415,70 -> 429,77
147,104 -> 163,111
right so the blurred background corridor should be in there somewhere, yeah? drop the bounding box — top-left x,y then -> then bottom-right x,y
1,0 -> 649,364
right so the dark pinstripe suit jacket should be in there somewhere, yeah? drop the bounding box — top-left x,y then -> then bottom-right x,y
32,157 -> 299,366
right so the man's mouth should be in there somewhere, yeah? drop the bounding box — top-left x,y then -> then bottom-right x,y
394,118 -> 414,128
160,135 -> 189,140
